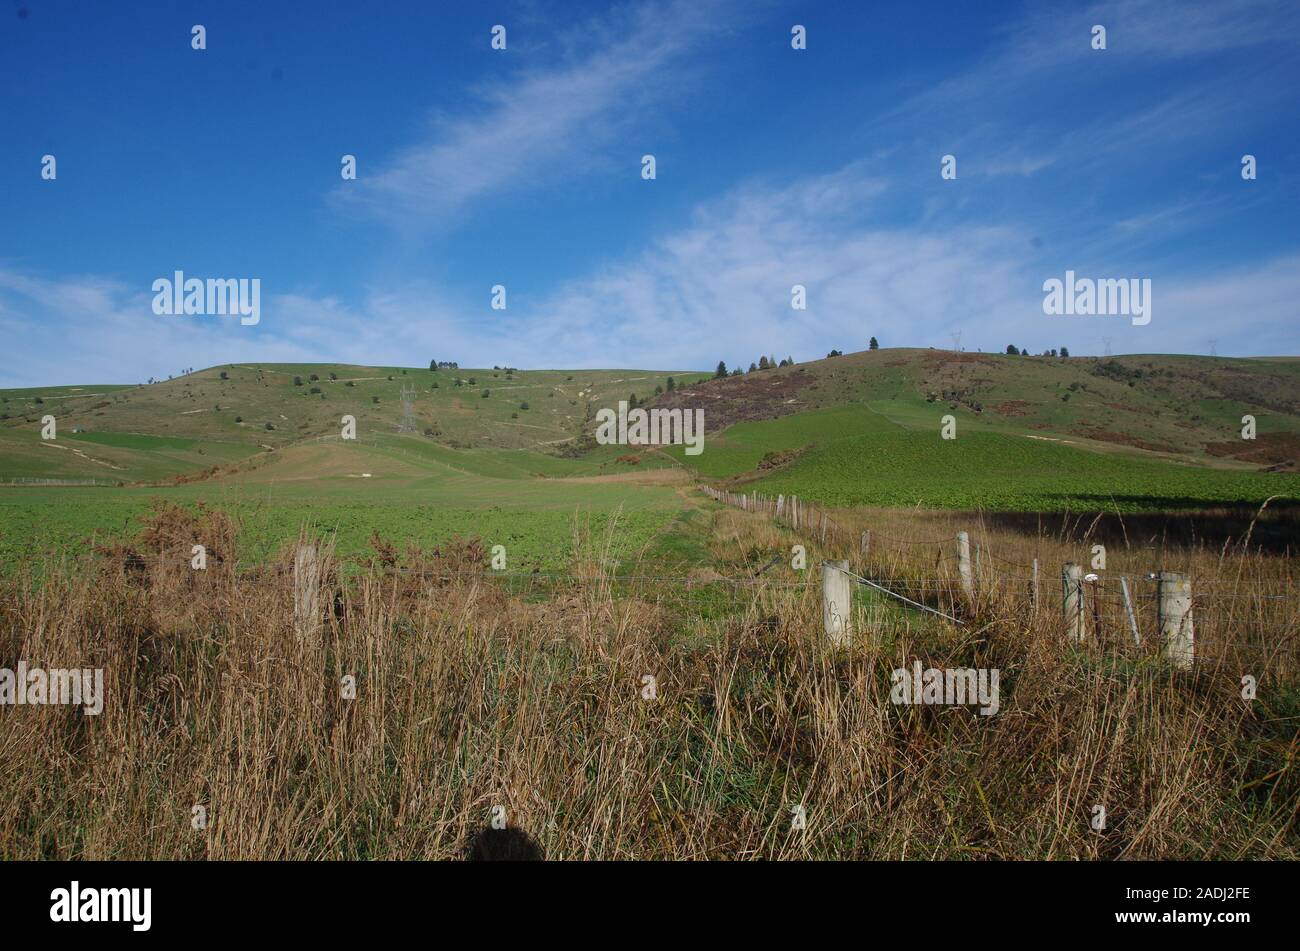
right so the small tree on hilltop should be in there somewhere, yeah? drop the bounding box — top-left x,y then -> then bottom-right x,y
869,337 -> 879,350
715,361 -> 727,379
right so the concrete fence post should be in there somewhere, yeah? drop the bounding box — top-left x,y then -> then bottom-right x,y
294,543 -> 321,639
822,559 -> 853,646
1120,575 -> 1140,645
956,532 -> 974,599
1158,571 -> 1194,669
1031,557 -> 1040,613
1062,563 -> 1085,643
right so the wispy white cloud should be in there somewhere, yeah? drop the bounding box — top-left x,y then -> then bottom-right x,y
334,0 -> 740,230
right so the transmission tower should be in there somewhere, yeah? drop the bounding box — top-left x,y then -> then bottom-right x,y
1208,339 -> 1218,357
1102,336 -> 1112,356
399,384 -> 418,433
949,330 -> 962,353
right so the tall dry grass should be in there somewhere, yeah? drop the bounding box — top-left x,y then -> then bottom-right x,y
0,500 -> 1295,859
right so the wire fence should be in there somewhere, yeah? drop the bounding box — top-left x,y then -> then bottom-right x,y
702,485 -> 1300,669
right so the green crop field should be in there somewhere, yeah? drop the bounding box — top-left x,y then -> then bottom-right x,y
740,429 -> 1300,511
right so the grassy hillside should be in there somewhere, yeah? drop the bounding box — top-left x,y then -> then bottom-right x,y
652,348 -> 1300,465
2,350 -> 1297,570
651,349 -> 1300,511
0,362 -> 710,483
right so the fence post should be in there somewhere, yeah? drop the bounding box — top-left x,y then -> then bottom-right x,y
294,543 -> 321,639
822,559 -> 853,646
1062,563 -> 1085,642
861,531 -> 870,556
1120,576 -> 1140,645
1157,571 -> 1193,669
956,532 -> 974,599
1031,557 -> 1040,613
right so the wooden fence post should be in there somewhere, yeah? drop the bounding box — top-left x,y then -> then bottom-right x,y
822,559 -> 853,646
294,543 -> 321,639
1158,571 -> 1193,669
956,532 -> 974,599
861,531 -> 870,556
1062,563 -> 1085,643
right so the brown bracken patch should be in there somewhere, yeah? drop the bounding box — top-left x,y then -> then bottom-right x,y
992,400 -> 1031,417
1071,425 -> 1179,454
1203,432 -> 1300,471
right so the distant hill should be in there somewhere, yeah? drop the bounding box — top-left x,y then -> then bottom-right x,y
0,363 -> 709,484
649,348 -> 1300,510
651,348 -> 1300,469
1,350 -> 1297,500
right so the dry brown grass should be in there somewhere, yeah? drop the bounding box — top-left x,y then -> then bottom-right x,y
0,501 -> 1296,859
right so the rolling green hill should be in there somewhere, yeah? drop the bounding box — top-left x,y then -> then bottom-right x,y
653,348 -> 1300,510
0,362 -> 709,484
2,350 -> 1297,571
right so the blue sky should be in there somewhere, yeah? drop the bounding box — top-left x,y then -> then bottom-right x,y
2,0 -> 1298,386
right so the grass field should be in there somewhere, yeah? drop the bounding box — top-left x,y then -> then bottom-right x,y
0,435 -> 690,572
2,351 -> 1296,574
2,352 -> 1297,861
